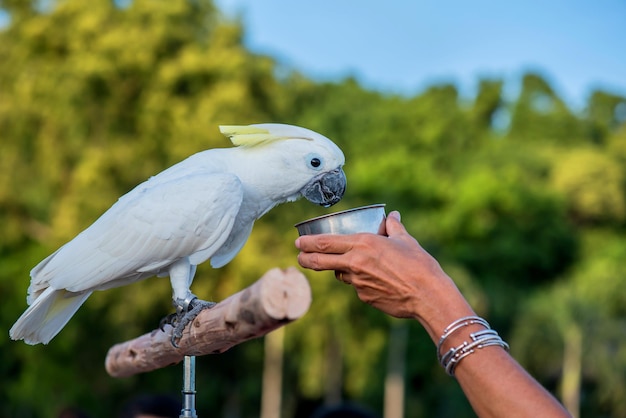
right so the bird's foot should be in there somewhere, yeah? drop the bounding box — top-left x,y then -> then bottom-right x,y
158,312 -> 178,332
162,295 -> 215,348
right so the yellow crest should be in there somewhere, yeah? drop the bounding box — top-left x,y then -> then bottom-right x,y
219,124 -> 314,147
220,125 -> 284,147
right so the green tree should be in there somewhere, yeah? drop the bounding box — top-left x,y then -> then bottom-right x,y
585,90 -> 626,144
550,148 -> 626,224
508,72 -> 583,144
470,78 -> 504,138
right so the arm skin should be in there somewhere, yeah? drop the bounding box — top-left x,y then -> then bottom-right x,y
295,210 -> 572,418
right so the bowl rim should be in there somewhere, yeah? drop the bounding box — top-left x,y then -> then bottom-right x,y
294,203 -> 386,228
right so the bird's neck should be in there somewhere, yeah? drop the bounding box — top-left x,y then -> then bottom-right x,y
222,147 -> 302,209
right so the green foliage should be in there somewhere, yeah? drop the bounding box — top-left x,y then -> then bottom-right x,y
512,231 -> 626,416
1,1 -> 626,417
509,72 -> 584,144
471,78 -> 504,135
550,147 -> 626,224
439,152 -> 577,287
586,90 -> 626,143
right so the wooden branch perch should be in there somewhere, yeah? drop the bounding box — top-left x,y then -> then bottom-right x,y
105,267 -> 311,378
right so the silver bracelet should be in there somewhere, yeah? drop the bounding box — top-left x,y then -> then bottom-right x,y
437,316 -> 509,377
436,316 -> 490,363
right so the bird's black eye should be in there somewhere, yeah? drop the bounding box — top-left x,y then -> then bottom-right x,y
306,153 -> 324,170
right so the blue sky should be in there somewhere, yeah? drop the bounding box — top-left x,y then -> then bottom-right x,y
215,0 -> 626,109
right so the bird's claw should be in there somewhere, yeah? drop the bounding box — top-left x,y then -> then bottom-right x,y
163,296 -> 215,348
159,312 -> 178,331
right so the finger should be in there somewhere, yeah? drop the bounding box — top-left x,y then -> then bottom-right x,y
295,234 -> 354,254
388,210 -> 401,222
385,210 -> 408,236
334,270 -> 351,284
297,251 -> 349,272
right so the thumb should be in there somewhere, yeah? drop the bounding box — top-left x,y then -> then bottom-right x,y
385,210 -> 407,236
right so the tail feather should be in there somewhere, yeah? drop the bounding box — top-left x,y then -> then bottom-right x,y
9,287 -> 92,345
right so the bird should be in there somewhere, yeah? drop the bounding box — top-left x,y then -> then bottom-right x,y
9,123 -> 347,345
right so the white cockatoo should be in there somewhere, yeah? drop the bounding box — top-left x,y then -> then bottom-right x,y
10,123 -> 346,345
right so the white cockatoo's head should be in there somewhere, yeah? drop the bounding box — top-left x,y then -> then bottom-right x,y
220,123 -> 347,207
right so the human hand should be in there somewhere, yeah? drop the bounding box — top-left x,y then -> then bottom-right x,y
295,211 -> 466,325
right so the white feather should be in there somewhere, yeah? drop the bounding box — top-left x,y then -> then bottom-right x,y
10,287 -> 92,345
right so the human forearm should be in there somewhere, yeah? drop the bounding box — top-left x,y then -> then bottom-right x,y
295,211 -> 572,417
403,269 -> 477,343
416,280 -> 571,417
454,346 -> 572,418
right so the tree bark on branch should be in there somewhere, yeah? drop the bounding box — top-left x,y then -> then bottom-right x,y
105,267 -> 311,378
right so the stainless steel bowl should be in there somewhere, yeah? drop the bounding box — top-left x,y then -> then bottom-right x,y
295,204 -> 386,236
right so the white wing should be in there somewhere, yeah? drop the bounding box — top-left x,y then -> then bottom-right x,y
28,172 -> 243,300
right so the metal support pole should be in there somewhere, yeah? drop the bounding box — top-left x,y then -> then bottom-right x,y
179,355 -> 198,418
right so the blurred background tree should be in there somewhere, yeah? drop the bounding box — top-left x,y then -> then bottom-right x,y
1,1 -> 625,417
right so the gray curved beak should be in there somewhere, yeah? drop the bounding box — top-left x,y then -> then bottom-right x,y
301,167 -> 347,207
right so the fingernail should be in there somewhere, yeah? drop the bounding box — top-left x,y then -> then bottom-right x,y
389,210 -> 401,221
294,237 -> 301,249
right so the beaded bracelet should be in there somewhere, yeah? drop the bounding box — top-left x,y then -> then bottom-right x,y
437,316 -> 509,377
